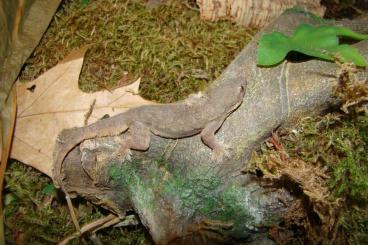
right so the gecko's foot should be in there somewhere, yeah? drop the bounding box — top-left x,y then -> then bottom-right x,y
115,148 -> 132,162
211,145 -> 230,162
56,127 -> 81,147
193,91 -> 209,100
56,128 -> 72,144
186,91 -> 209,107
54,128 -> 79,161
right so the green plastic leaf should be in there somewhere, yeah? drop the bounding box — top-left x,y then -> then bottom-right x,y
257,32 -> 291,66
284,8 -> 335,24
42,183 -> 55,195
328,44 -> 368,67
257,23 -> 368,67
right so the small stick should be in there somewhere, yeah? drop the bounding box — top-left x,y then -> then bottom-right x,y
84,99 -> 96,126
64,190 -> 81,234
59,214 -> 119,245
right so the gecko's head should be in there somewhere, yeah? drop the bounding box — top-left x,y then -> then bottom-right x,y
210,79 -> 246,114
206,78 -> 246,113
228,78 -> 246,102
230,81 -> 246,109
237,82 -> 246,101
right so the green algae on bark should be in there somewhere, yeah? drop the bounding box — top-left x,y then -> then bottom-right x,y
109,158 -> 257,238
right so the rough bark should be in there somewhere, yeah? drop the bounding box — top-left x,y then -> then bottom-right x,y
56,10 -> 368,244
196,0 -> 325,28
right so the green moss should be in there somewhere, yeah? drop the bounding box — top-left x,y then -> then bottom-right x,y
249,112 -> 368,243
331,134 -> 368,205
97,228 -> 147,245
4,161 -> 146,244
283,115 -> 368,205
19,0 -> 254,103
339,208 -> 368,244
4,161 -> 72,243
296,115 -> 368,242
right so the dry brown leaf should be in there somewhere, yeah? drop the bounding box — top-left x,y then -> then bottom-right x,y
11,48 -> 155,176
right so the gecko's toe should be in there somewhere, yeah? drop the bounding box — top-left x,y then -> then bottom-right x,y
211,146 -> 230,162
57,128 -> 78,144
125,149 -> 132,162
115,148 -> 132,162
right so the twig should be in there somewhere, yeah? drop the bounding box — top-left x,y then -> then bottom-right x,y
84,99 -> 96,126
59,214 -> 119,245
65,191 -> 81,234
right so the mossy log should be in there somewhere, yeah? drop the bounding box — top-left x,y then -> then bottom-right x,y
55,11 -> 368,244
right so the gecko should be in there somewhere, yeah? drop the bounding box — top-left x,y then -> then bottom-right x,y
52,78 -> 246,188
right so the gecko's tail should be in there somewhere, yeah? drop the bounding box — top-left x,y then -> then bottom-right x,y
52,120 -> 130,188
52,127 -> 88,188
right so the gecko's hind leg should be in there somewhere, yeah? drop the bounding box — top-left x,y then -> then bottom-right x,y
115,121 -> 151,161
200,120 -> 230,162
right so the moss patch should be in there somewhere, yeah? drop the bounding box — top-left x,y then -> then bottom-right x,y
246,112 -> 368,243
4,162 -> 72,244
4,161 -> 148,244
19,0 -> 254,103
110,159 -> 253,236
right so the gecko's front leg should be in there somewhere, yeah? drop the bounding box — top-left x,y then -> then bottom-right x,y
115,121 -> 151,161
200,119 -> 230,162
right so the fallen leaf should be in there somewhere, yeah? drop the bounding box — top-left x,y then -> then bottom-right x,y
11,48 -> 155,176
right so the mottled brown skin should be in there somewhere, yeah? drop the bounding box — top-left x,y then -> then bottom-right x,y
52,79 -> 246,188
